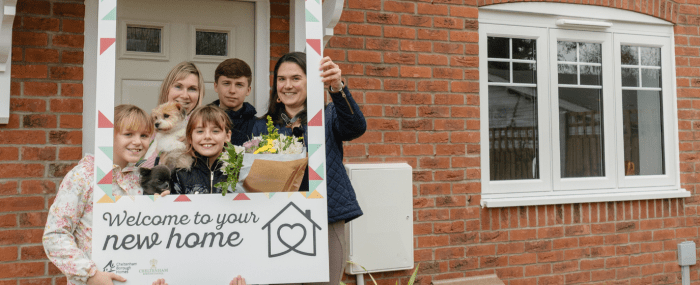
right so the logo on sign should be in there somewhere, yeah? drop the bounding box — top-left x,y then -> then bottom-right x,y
139,259 -> 168,275
262,202 -> 322,258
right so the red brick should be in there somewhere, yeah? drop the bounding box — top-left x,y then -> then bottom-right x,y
384,26 -> 416,39
0,130 -> 46,144
418,3 -> 449,15
401,66 -> 432,78
24,82 -> 57,96
17,0 -> 50,15
50,99 -> 82,113
347,24 -> 381,37
348,0 -> 381,10
0,262 -> 44,278
384,1 -> 414,13
348,50 -> 382,63
366,118 -> 399,130
53,3 -> 85,17
418,29 -> 448,41
49,130 -> 82,145
21,146 -> 56,161
404,144 -> 434,155
401,15 -> 432,27
20,246 -> 46,260
62,19 -> 84,34
0,214 -> 16,228
270,18 -> 289,31
368,144 -> 400,156
525,264 -> 552,276
23,16 -> 59,31
417,235 -> 449,247
12,32 -> 48,46
328,37 -> 360,49
451,6 -> 478,18
348,78 -> 381,90
435,17 -> 464,29
11,65 -> 48,79
400,40 -> 432,52
384,132 -> 416,143
49,162 -> 78,178
0,196 -> 44,212
50,67 -> 83,80
0,246 -> 17,261
61,51 -> 83,64
61,83 -> 83,97
22,114 -> 56,128
384,79 -> 416,91
21,180 -> 56,195
366,12 -> 399,25
0,181 -> 17,196
366,39 -> 399,51
59,115 -> 82,129
450,56 -> 478,67
0,147 -> 19,161
418,80 -> 449,92
384,52 -> 415,64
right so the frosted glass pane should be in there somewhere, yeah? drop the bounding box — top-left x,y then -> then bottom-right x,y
622,90 -> 665,176
126,26 -> 161,53
196,31 -> 228,56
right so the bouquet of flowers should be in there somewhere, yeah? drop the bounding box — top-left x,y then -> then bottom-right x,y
215,116 -> 307,196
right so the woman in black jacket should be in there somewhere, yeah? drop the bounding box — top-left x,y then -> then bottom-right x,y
252,52 -> 366,285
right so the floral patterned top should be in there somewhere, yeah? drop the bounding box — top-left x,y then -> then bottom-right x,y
43,154 -> 143,285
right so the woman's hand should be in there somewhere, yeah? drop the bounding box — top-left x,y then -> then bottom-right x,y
160,190 -> 171,197
86,271 -> 126,285
229,275 -> 247,285
319,56 -> 343,91
152,278 -> 168,285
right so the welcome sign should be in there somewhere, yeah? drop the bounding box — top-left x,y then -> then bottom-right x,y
91,0 -> 330,283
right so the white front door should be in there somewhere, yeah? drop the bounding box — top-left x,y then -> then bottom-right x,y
115,0 -> 256,113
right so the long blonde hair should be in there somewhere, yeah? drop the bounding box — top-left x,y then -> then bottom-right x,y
158,62 -> 205,113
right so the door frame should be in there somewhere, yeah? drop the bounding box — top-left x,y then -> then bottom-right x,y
83,0 -> 270,154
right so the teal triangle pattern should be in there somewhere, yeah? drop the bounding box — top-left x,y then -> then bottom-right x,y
99,147 -> 113,161
149,195 -> 155,201
96,167 -> 106,181
309,180 -> 322,192
315,163 -> 325,180
98,184 -> 113,197
102,8 -> 116,20
305,9 -> 319,22
308,144 -> 321,157
314,0 -> 320,4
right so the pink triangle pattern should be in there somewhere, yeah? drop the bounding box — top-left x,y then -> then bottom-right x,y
308,110 -> 322,126
306,39 -> 321,56
100,38 -> 116,55
174,195 -> 191,202
233,193 -> 250,200
97,171 -> 112,185
98,111 -> 114,128
308,167 -> 322,180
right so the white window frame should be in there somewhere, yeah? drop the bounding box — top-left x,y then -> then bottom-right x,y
118,19 -> 171,61
479,3 -> 689,207
188,25 -> 236,63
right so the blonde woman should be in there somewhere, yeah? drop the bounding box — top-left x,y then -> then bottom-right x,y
141,61 -> 205,168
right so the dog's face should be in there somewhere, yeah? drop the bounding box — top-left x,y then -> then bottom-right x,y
139,165 -> 171,195
151,102 -> 187,133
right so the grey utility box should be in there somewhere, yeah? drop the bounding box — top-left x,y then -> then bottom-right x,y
678,241 -> 696,266
344,163 -> 414,274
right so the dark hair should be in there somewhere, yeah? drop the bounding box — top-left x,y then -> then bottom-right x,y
263,52 -> 307,126
214,58 -> 252,86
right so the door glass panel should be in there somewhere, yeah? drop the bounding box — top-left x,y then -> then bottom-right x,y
621,45 -> 664,176
196,31 -> 228,56
487,36 -> 539,181
557,41 -> 605,178
126,26 -> 161,53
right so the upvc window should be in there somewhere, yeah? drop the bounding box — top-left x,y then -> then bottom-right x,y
478,3 -> 689,207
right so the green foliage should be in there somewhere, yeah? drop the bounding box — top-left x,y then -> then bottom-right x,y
265,116 -> 280,141
214,142 -> 244,196
341,262 -> 420,285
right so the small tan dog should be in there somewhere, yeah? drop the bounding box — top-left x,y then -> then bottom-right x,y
152,102 -> 193,170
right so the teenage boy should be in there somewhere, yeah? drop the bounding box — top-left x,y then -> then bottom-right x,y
210,58 -> 258,145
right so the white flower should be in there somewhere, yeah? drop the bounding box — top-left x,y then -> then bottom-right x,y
233,145 -> 245,154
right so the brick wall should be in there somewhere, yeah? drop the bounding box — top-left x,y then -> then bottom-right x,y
3,0 -> 700,284
1,0 -> 85,284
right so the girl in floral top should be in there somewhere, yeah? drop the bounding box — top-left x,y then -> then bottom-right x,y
43,105 -> 155,285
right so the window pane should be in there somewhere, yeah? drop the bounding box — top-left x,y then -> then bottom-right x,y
512,39 -> 535,60
196,31 -> 228,56
580,66 -> 601,86
513,63 -> 536,84
557,41 -> 577,62
488,37 -> 509,59
126,26 -> 161,53
559,87 -> 605,178
641,69 -> 661,88
558,64 -> 577,84
641,47 -> 661,66
579,43 -> 602,63
622,90 -> 665,175
621,68 -> 639,87
489,86 -> 539,180
488,62 -> 510,83
621,45 -> 638,65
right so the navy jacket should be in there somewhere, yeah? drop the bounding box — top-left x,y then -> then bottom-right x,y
171,152 -> 231,194
209,101 -> 258,146
253,85 -> 366,223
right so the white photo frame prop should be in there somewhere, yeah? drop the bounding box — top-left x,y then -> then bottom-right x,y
92,0 -> 329,284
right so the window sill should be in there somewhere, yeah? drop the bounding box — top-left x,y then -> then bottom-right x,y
481,188 -> 690,208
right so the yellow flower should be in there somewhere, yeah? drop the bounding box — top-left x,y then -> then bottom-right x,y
254,140 -> 277,154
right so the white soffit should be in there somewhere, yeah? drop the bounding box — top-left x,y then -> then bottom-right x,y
480,2 -> 672,26
0,0 -> 17,124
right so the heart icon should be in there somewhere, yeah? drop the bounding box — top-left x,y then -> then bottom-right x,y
277,223 -> 307,251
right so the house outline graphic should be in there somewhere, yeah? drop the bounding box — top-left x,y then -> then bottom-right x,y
262,202 -> 323,258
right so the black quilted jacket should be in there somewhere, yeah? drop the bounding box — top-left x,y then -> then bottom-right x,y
252,85 -> 366,224
171,152 -> 231,194
208,100 -> 258,146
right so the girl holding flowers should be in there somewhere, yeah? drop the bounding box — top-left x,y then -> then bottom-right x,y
171,105 -> 235,194
43,105 -> 154,285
